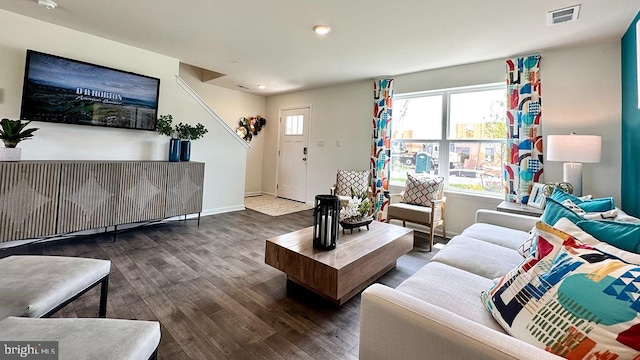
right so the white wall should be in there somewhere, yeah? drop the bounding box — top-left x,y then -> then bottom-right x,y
541,41 -> 622,202
264,41 -> 622,235
178,64 -> 266,196
0,9 -> 247,215
264,81 -> 372,199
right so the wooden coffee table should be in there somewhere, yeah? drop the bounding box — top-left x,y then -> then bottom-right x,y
264,221 -> 413,305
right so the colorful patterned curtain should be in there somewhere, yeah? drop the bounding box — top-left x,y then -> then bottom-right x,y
371,79 -> 393,221
504,55 -> 543,203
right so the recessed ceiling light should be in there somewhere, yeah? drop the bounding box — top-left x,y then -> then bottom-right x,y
257,84 -> 267,89
37,0 -> 57,10
313,25 -> 331,35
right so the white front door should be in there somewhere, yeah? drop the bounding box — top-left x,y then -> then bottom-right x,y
277,107 -> 310,202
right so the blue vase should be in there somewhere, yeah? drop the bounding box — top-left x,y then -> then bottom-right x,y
168,138 -> 181,162
180,140 -> 191,161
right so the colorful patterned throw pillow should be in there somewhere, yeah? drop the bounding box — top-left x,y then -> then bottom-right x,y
400,174 -> 443,207
336,169 -> 369,197
517,225 -> 538,258
482,222 -> 640,359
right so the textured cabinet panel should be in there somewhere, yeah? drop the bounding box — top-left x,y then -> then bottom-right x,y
117,162 -> 168,224
58,162 -> 121,233
0,162 -> 60,242
165,162 -> 205,217
0,161 -> 204,242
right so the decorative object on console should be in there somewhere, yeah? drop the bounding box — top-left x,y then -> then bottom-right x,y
156,114 -> 208,162
546,133 -> 601,196
156,114 -> 180,162
0,118 -> 38,162
236,115 -> 266,142
339,188 -> 372,234
37,0 -> 57,10
526,182 -> 546,209
176,122 -> 208,161
312,195 -> 340,250
542,181 -> 574,196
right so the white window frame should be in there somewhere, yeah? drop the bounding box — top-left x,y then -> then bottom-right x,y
391,82 -> 506,198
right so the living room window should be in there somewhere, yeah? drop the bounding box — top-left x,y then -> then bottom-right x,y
391,83 -> 507,196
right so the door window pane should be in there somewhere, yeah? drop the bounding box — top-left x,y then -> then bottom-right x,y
285,115 -> 303,135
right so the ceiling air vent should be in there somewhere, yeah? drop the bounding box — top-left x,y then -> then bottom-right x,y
547,5 -> 580,25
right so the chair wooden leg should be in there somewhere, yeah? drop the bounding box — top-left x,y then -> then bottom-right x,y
429,224 -> 435,252
442,221 -> 446,240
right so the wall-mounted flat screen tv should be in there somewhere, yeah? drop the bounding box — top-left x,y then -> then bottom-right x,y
20,50 -> 160,131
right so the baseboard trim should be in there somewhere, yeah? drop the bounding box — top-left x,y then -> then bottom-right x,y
244,192 -> 262,197
165,205 -> 246,221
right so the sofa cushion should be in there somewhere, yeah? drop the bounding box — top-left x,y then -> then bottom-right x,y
431,236 -> 524,279
387,202 -> 436,224
482,222 -> 640,359
401,174 -> 443,207
395,261 -> 506,333
461,223 -> 529,250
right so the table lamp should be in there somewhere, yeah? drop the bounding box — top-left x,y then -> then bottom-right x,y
546,133 -> 601,196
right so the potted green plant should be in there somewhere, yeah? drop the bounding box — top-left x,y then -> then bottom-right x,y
176,122 -> 208,161
156,114 -> 181,162
0,118 -> 38,161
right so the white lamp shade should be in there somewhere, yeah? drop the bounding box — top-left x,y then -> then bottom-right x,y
546,135 -> 602,163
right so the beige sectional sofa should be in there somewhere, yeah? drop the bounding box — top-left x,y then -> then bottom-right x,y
359,209 -> 563,360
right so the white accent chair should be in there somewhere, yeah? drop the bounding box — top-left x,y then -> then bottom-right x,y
386,183 -> 446,251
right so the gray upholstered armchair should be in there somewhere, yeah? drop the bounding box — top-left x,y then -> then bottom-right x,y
387,175 -> 446,251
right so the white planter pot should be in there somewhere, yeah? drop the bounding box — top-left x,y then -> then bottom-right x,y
0,148 -> 22,161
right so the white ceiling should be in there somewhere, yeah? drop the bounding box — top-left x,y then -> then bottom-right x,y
1,0 -> 639,95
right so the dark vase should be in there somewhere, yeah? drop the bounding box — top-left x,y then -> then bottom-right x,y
180,140 -> 191,161
168,138 -> 181,162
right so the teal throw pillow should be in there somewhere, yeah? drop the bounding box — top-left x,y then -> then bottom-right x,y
577,197 -> 615,213
550,187 -> 581,203
550,188 -> 615,212
540,197 -> 583,226
575,220 -> 640,253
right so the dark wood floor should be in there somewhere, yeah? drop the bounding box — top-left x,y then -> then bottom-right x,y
9,209 -> 443,360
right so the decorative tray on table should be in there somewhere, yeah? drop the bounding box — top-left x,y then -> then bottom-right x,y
339,217 -> 374,234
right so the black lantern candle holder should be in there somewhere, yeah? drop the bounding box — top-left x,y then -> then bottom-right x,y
313,195 -> 340,250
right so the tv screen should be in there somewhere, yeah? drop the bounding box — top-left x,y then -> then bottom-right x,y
20,50 -> 160,131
